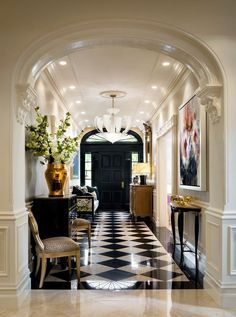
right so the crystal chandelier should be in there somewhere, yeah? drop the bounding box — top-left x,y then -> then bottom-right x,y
94,90 -> 131,143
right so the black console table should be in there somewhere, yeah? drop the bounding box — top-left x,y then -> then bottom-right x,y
170,202 -> 201,270
32,194 -> 77,239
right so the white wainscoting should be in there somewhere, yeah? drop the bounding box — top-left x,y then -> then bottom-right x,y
205,213 -> 221,278
0,208 -> 30,306
229,226 -> 236,275
204,208 -> 236,308
0,227 -> 8,276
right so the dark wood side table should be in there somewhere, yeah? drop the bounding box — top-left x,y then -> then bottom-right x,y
129,185 -> 153,221
32,194 -> 77,239
170,202 -> 201,271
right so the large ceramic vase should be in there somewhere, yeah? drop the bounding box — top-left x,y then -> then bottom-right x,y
45,163 -> 68,197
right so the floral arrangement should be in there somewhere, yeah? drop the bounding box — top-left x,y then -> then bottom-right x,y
25,107 -> 81,165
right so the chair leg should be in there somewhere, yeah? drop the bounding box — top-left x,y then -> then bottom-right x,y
68,256 -> 72,276
75,252 -> 80,283
39,257 -> 47,288
87,225 -> 91,248
35,254 -> 40,276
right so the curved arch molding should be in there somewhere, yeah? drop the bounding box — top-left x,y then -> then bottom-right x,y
14,19 -> 223,124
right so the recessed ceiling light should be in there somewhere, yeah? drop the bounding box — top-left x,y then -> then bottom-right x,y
81,111 -> 86,115
59,60 -> 67,66
151,85 -> 157,90
85,119 -> 89,122
144,100 -> 150,104
87,125 -> 91,128
76,100 -> 81,104
162,62 -> 170,67
139,111 -> 144,114
136,119 -> 140,123
69,85 -> 76,90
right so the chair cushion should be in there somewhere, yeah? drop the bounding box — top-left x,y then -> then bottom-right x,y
72,218 -> 91,227
42,236 -> 80,253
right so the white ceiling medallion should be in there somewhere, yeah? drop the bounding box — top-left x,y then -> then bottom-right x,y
94,90 -> 131,143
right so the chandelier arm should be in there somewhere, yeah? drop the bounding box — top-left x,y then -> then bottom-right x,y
95,90 -> 131,143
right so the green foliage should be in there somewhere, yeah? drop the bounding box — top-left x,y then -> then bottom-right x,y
25,107 -> 81,165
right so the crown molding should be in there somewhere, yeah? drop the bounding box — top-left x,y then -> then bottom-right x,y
150,67 -> 191,122
196,85 -> 222,123
43,69 -> 80,130
156,114 -> 177,139
15,84 -> 38,124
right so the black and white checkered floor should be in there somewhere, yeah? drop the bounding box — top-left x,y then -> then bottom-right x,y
32,211 -> 202,290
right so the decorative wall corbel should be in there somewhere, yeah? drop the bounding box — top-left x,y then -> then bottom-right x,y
197,85 -> 222,123
16,84 -> 38,124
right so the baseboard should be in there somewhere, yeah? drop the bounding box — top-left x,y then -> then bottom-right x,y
205,272 -> 236,309
0,274 -> 31,308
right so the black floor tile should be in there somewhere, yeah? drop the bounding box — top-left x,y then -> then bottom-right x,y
97,269 -> 136,281
99,259 -> 130,269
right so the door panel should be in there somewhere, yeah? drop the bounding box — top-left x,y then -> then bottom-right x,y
96,152 -> 125,210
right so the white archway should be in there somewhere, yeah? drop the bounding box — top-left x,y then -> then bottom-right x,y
10,18 -> 231,306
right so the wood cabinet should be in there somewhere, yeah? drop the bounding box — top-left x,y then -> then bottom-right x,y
129,185 -> 153,220
32,194 -> 77,239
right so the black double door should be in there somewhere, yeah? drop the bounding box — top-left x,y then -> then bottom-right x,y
81,142 -> 143,211
94,151 -> 126,210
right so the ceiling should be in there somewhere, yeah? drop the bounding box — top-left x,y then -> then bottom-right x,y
41,45 -> 186,132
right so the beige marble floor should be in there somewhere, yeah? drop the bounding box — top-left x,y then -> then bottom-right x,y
1,289 -> 236,317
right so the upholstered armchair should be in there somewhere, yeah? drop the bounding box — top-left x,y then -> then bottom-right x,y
72,185 -> 99,220
28,211 -> 80,288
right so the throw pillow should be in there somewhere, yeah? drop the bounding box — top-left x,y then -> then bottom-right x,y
81,186 -> 88,194
84,192 -> 93,197
86,185 -> 99,200
72,186 -> 84,196
90,191 -> 97,200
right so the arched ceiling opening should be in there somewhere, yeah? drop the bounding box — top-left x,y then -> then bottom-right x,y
36,45 -> 187,131
14,19 -> 223,127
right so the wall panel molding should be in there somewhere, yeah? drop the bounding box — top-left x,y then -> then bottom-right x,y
17,222 -> 28,274
0,227 -> 8,277
206,219 -> 220,274
229,226 -> 236,275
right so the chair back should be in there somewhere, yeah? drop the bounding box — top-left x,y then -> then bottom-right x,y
28,211 -> 44,251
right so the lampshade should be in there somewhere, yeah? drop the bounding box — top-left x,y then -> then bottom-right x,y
94,90 -> 131,144
132,163 -> 150,175
132,163 -> 150,185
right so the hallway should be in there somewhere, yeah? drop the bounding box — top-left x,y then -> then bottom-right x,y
4,211 -> 234,316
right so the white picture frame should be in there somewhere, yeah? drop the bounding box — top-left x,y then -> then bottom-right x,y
178,95 -> 206,191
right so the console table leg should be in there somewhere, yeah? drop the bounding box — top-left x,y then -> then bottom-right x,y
178,211 -> 184,264
170,208 -> 176,255
195,212 -> 199,272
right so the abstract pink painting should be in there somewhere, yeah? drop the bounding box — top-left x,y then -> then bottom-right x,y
179,95 -> 206,190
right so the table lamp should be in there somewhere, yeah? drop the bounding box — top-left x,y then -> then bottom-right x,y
132,162 -> 150,185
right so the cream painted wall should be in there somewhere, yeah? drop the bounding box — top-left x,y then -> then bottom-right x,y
25,75 -> 80,201
0,0 -> 236,305
151,71 -> 224,260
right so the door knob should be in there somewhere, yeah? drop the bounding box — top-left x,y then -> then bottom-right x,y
121,181 -> 124,189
